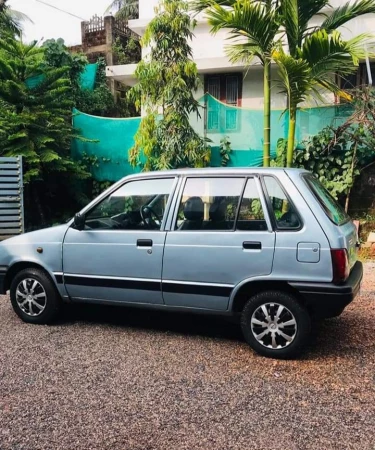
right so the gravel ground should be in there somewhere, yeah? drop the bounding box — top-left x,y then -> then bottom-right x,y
0,264 -> 374,450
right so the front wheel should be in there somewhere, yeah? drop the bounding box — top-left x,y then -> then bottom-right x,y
241,290 -> 311,359
10,268 -> 62,324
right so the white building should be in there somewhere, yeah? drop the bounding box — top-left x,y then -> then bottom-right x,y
106,0 -> 375,152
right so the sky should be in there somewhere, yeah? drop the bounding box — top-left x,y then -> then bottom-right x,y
9,0 -> 114,46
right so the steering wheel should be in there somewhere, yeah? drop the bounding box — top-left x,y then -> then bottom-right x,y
140,206 -> 162,229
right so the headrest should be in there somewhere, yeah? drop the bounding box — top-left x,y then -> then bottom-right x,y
209,198 -> 227,222
279,210 -> 300,228
183,196 -> 204,221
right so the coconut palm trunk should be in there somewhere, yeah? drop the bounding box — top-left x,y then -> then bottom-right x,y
286,106 -> 296,167
263,58 -> 271,167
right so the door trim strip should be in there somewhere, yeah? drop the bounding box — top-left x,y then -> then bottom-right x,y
55,273 -> 234,297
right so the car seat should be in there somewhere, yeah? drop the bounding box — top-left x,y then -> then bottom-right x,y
179,196 -> 204,230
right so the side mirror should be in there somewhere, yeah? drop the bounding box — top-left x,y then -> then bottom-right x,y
73,213 -> 86,231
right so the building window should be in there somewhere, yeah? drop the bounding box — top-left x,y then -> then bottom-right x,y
205,73 -> 242,132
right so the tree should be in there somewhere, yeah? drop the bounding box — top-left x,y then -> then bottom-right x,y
274,0 -> 375,167
41,38 -> 137,117
0,37 -> 90,226
128,0 -> 211,170
0,0 -> 31,37
192,0 -> 280,167
105,0 -> 139,20
42,38 -> 88,91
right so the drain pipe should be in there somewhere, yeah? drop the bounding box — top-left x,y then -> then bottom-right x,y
365,44 -> 373,86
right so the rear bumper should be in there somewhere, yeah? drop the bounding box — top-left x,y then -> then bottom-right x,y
290,261 -> 363,318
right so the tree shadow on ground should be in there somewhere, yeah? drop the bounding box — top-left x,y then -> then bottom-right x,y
58,302 -> 371,360
61,302 -> 244,342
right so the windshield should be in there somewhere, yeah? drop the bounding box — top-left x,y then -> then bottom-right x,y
303,174 -> 350,226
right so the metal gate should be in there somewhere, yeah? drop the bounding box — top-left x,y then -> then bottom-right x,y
0,157 -> 24,240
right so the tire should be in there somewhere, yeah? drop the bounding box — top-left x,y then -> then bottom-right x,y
10,268 -> 62,324
241,290 -> 311,359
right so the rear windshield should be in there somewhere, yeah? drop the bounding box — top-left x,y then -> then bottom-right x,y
302,174 -> 350,226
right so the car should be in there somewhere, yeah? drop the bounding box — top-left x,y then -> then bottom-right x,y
0,168 -> 363,358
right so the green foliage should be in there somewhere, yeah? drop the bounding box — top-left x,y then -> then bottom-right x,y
113,36 -> 141,65
273,88 -> 375,205
92,180 -> 113,197
219,135 -> 232,167
0,38 -> 88,181
77,58 -> 137,117
0,35 -> 91,227
271,138 -> 288,167
105,0 -> 139,20
128,0 -> 212,171
0,0 -> 30,38
274,130 -> 372,200
43,38 -> 87,89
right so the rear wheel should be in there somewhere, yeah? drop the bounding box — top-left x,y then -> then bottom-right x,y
10,268 -> 62,324
241,290 -> 311,359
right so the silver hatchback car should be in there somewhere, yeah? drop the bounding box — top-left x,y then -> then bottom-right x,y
0,168 -> 362,358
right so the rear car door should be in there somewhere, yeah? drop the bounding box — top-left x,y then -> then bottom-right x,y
63,177 -> 176,304
162,176 -> 276,310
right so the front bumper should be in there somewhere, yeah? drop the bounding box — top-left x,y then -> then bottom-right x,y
290,261 -> 363,318
0,265 -> 8,295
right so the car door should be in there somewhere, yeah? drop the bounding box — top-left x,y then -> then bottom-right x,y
162,176 -> 276,311
63,177 -> 176,304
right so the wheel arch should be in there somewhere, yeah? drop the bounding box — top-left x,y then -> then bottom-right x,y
4,261 -> 60,293
229,279 -> 306,314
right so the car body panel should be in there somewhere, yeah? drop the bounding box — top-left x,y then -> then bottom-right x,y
63,227 -> 166,304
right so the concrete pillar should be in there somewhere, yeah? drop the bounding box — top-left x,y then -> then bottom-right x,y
104,16 -> 115,66
104,16 -> 116,95
81,21 -> 87,52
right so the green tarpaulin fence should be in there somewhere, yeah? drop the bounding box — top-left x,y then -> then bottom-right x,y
79,64 -> 98,91
25,63 -> 98,90
72,94 -> 353,182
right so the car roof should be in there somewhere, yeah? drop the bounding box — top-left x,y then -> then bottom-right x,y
125,167 -> 308,180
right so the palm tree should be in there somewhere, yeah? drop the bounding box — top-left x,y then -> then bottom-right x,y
277,0 -> 375,167
0,0 -> 31,37
193,0 -> 281,167
105,0 -> 139,20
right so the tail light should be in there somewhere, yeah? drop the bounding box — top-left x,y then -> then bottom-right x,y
331,249 -> 350,284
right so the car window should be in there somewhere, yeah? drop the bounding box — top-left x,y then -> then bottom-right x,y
263,176 -> 301,230
175,177 -> 244,231
237,178 -> 268,231
303,174 -> 350,226
85,178 -> 174,231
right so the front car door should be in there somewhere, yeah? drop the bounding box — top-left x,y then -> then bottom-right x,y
63,177 -> 176,304
162,176 -> 276,310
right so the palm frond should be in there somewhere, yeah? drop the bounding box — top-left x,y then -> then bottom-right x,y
104,0 -> 139,20
273,47 -> 312,107
321,0 -> 375,31
302,30 -> 371,80
281,0 -> 299,57
204,1 -> 280,58
191,0 -> 251,14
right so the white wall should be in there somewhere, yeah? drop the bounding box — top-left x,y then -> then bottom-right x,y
139,0 -> 158,20
191,24 -> 233,60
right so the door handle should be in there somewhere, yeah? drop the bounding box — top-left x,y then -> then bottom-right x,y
243,241 -> 262,250
137,239 -> 153,247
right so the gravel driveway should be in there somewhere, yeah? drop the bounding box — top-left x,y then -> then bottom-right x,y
0,264 -> 374,450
